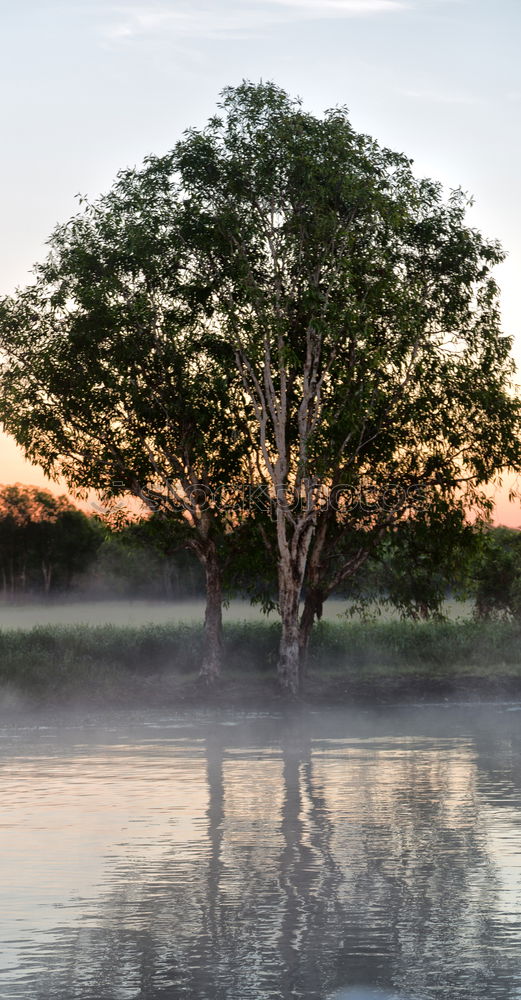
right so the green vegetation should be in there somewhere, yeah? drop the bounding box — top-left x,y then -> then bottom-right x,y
474,526 -> 521,620
1,480 -> 521,624
2,619 -> 521,706
0,485 -> 205,598
1,81 -> 521,693
0,485 -> 104,595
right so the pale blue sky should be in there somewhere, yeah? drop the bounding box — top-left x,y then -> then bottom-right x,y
1,0 -> 520,498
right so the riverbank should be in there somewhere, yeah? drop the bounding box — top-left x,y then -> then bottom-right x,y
1,619 -> 521,708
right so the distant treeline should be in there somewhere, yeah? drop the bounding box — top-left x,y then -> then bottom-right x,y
0,485 -> 203,599
1,484 -> 521,620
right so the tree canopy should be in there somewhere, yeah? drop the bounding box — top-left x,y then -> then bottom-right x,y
1,80 -> 520,693
168,82 -> 521,689
0,155 -> 250,679
0,485 -> 103,593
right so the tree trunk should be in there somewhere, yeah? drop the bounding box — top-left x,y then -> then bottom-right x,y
276,500 -> 316,695
298,587 -> 324,681
278,562 -> 303,697
199,543 -> 223,685
42,561 -> 52,594
295,513 -> 330,682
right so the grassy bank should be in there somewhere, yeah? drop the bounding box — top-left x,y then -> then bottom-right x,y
1,619 -> 521,706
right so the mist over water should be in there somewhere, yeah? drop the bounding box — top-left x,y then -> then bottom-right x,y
1,705 -> 520,999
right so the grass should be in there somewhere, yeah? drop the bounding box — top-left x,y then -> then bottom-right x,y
1,619 -> 521,705
308,619 -> 521,675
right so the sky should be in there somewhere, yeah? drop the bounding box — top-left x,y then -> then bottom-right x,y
1,0 -> 520,522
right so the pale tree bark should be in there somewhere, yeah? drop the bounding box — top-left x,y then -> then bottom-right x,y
199,540 -> 224,685
278,561 -> 302,696
276,499 -> 316,694
235,326 -> 320,694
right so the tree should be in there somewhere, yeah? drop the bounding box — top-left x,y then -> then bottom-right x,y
168,81 -> 521,692
472,525 -> 521,620
39,508 -> 106,591
0,485 -> 103,593
350,504 -> 483,621
93,515 -> 205,598
1,81 -> 520,694
0,167 -> 250,681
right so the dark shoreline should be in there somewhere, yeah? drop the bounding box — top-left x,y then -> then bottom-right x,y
3,670 -> 521,713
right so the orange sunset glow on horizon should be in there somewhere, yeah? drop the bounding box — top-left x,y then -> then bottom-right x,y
2,430 -> 521,529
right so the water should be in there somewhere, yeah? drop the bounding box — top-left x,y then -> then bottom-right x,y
1,705 -> 520,999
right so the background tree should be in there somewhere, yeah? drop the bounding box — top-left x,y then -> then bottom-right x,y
94,515 -> 205,598
342,504 -> 483,622
472,525 -> 521,620
0,485 -> 103,593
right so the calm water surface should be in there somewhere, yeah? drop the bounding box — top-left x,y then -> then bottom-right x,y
1,705 -> 520,1000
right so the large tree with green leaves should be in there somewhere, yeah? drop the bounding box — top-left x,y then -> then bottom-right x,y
0,166 -> 249,681
168,81 -> 521,692
1,81 -> 520,695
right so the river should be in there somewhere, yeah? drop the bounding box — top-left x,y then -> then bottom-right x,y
1,704 -> 520,999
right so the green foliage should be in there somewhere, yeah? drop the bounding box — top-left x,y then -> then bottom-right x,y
472,526 -> 521,620
0,137 -> 250,557
1,80 -> 520,648
363,507 -> 483,620
0,485 -> 104,593
169,80 -> 521,623
221,515 -> 278,612
1,619 -> 521,703
93,518 -> 204,597
307,618 -> 521,672
171,81 -> 521,496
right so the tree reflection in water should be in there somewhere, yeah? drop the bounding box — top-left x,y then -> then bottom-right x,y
10,710 -> 520,1000
329,990 -> 406,1000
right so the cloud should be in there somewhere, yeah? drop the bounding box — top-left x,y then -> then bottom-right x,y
100,0 -> 408,45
